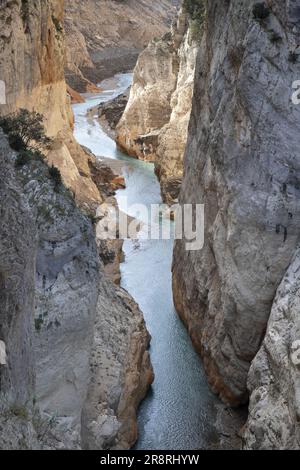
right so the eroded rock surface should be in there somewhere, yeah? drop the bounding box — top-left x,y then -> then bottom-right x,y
116,9 -> 198,204
64,0 -> 180,92
173,0 -> 300,409
97,89 -> 130,138
0,132 -> 99,449
0,0 -> 103,211
244,249 -> 300,450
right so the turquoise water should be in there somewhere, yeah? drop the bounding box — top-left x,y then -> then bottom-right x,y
73,74 -> 219,450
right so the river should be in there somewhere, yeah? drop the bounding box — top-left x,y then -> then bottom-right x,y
72,73 -> 219,450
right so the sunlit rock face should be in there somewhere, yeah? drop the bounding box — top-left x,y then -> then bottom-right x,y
0,0 -> 102,210
64,0 -> 180,92
116,9 -> 198,205
173,0 -> 300,419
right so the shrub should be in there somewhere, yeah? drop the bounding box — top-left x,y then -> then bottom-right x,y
253,3 -> 270,21
8,133 -> 26,152
228,46 -> 245,70
52,15 -> 63,33
0,109 -> 52,167
183,0 -> 204,18
0,115 -> 13,135
35,316 -> 44,332
289,51 -> 299,64
189,19 -> 202,42
10,404 -> 29,420
49,165 -> 62,190
15,150 -> 32,167
270,32 -> 282,44
0,109 -> 51,149
21,0 -> 30,25
32,149 -> 45,162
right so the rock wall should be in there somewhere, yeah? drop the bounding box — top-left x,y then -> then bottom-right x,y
244,249 -> 300,450
64,0 -> 180,92
116,9 -> 198,204
0,131 -> 99,449
0,0 -> 153,450
0,0 -> 102,211
172,0 -> 300,414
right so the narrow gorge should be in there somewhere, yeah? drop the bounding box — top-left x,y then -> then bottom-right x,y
0,0 -> 300,453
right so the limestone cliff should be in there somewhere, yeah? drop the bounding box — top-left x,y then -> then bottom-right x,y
64,0 -> 180,92
116,9 -> 198,205
0,131 -> 99,449
0,0 -> 102,210
0,0 -> 153,450
172,0 -> 300,417
244,249 -> 300,449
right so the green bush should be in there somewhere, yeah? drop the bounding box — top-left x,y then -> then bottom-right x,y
15,150 -> 32,167
270,32 -> 282,44
52,15 -> 63,33
49,165 -> 62,190
189,19 -> 202,42
0,109 -> 51,150
21,0 -> 30,25
183,0 -> 205,19
253,3 -> 270,20
8,134 -> 26,152
35,316 -> 44,332
289,51 -> 298,64
0,109 -> 52,167
183,0 -> 205,42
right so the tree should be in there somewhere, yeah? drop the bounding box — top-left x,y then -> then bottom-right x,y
0,109 -> 51,151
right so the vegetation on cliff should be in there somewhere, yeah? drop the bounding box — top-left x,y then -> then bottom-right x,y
0,109 -> 62,187
182,0 -> 205,41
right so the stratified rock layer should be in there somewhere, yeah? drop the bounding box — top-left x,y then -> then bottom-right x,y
0,0 -> 102,210
116,10 -> 198,204
172,0 -> 300,407
64,0 -> 180,91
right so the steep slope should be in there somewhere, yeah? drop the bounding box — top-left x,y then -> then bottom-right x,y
0,0 -> 102,210
116,7 -> 199,205
0,0 -> 153,450
172,0 -> 300,413
244,249 -> 300,449
64,0 -> 180,91
0,131 -> 99,449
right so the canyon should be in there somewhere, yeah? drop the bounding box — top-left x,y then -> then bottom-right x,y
1,0 -> 300,452
114,0 -> 300,450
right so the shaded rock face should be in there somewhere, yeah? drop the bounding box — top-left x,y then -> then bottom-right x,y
0,132 -> 99,449
244,250 -> 300,450
116,10 -> 198,205
82,282 -> 153,450
97,88 -> 130,135
173,0 -> 300,407
64,0 -> 180,92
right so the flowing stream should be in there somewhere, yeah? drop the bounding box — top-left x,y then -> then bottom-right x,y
73,73 -> 219,450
